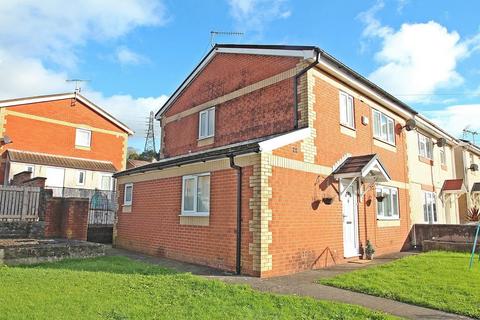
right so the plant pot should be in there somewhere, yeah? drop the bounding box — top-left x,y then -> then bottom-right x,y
376,196 -> 385,202
323,197 -> 333,205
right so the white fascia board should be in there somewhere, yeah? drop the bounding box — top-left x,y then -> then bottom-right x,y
317,58 -> 414,120
258,127 -> 311,152
0,93 -> 75,108
215,47 -> 317,59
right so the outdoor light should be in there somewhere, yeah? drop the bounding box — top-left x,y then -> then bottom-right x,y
469,163 -> 479,172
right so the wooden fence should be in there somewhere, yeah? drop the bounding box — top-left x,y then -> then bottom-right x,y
0,186 -> 42,221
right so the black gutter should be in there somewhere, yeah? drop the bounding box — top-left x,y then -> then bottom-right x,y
229,155 -> 243,275
293,48 -> 320,129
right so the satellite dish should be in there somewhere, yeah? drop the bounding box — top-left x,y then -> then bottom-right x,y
436,138 -> 447,148
470,163 -> 479,172
0,135 -> 12,144
405,119 -> 417,131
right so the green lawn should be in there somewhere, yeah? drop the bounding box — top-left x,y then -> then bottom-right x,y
320,251 -> 480,318
0,256 -> 396,320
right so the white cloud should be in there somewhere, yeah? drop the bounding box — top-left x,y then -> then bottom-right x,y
0,0 -> 167,68
116,47 -> 149,66
427,104 -> 480,138
358,2 -> 476,103
0,1 -> 169,144
228,0 -> 291,34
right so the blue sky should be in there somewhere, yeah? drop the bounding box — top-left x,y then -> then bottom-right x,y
1,0 -> 480,150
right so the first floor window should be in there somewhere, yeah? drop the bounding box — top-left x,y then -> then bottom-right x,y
376,186 -> 399,219
199,107 -> 215,139
182,173 -> 210,215
418,133 -> 433,159
339,91 -> 355,128
76,171 -> 86,186
373,109 -> 395,144
423,191 -> 437,223
75,128 -> 91,147
124,183 -> 133,206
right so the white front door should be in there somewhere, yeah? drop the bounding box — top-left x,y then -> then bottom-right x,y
342,180 -> 359,258
45,167 -> 65,187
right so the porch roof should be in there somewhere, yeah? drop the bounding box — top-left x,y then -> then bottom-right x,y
332,154 -> 391,183
7,149 -> 117,173
441,179 -> 466,194
472,182 -> 480,194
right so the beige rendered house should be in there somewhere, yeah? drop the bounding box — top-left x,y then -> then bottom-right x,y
454,140 -> 480,222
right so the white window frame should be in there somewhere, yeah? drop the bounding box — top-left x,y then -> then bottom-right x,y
423,191 -> 437,223
76,170 -> 86,186
181,173 -> 210,216
198,107 -> 215,139
418,133 -> 433,159
372,109 -> 395,145
75,128 -> 92,148
376,186 -> 399,220
339,91 -> 355,129
124,183 -> 133,206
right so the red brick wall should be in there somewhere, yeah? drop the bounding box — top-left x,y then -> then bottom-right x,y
162,54 -> 300,158
115,166 -> 257,275
2,98 -> 127,171
44,197 -> 89,241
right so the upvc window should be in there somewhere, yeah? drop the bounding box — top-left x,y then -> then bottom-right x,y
199,108 -> 215,139
182,173 -> 210,215
418,133 -> 433,159
124,183 -> 133,206
76,171 -> 86,186
75,128 -> 91,147
373,109 -> 395,145
423,191 -> 437,223
376,186 -> 399,219
440,148 -> 446,166
339,91 -> 355,128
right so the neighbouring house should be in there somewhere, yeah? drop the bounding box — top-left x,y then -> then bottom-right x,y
454,140 -> 480,222
126,159 -> 151,169
0,93 -> 133,196
405,118 -> 461,225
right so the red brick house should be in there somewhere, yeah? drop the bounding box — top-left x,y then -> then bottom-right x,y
0,93 -> 133,194
114,44 -> 419,277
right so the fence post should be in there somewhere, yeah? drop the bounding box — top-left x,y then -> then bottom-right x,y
21,188 -> 28,220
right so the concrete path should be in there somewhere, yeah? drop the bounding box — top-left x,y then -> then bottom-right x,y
106,247 -> 471,320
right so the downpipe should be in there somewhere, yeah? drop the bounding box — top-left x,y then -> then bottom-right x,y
229,155 -> 243,275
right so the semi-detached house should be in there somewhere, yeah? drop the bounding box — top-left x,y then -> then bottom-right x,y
114,44 -> 470,277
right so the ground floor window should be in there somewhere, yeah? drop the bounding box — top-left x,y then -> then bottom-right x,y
182,173 -> 210,215
423,191 -> 437,223
376,186 -> 399,219
124,183 -> 133,206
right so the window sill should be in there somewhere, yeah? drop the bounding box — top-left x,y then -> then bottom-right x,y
179,213 -> 209,217
75,145 -> 91,151
377,219 -> 400,227
340,124 -> 356,138
122,205 -> 132,213
373,138 -> 397,153
418,155 -> 433,165
197,136 -> 214,147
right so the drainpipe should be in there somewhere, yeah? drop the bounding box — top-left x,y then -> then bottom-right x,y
293,49 -> 320,129
229,155 -> 242,275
